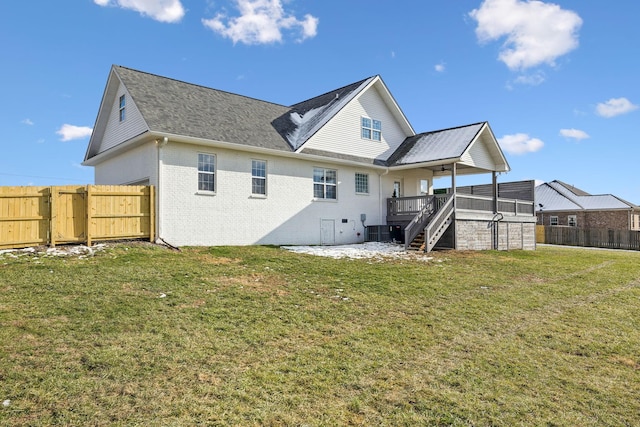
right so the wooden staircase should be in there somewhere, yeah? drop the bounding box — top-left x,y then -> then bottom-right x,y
407,231 -> 426,251
405,195 -> 455,252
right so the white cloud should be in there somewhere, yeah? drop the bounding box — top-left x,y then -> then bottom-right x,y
21,118 -> 34,126
435,62 -> 446,73
560,128 -> 589,141
513,71 -> 546,86
56,124 -> 93,142
596,97 -> 638,118
94,0 -> 185,23
498,133 -> 544,155
469,0 -> 582,70
202,0 -> 318,45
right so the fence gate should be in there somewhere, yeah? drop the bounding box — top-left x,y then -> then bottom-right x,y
51,186 -> 87,245
0,185 -> 155,250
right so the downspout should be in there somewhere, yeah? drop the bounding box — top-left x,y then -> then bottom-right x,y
156,137 -> 169,243
379,168 -> 389,225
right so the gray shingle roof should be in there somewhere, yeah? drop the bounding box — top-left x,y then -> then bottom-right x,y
115,66 -> 294,152
88,66 -> 506,174
272,77 -> 375,150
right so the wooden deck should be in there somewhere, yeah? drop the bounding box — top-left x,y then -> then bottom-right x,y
387,193 -> 535,224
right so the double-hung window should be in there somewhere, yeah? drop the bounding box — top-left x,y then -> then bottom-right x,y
361,117 -> 381,141
119,95 -> 126,122
568,215 -> 577,227
198,153 -> 215,192
550,216 -> 558,226
252,159 -> 267,195
313,167 -> 337,199
355,173 -> 369,194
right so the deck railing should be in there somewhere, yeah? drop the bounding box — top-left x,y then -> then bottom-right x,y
456,194 -> 535,215
388,193 -> 534,220
403,194 -> 453,249
387,194 -> 450,217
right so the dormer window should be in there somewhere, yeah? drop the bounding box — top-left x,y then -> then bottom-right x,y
361,117 -> 381,141
119,95 -> 126,122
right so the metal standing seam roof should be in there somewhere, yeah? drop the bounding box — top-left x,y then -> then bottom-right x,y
387,122 -> 484,166
535,180 -> 638,211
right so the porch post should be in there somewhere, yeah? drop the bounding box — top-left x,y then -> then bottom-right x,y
492,171 -> 498,214
492,171 -> 498,250
452,163 -> 457,250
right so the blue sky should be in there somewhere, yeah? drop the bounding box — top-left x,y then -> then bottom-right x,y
2,1 -> 639,201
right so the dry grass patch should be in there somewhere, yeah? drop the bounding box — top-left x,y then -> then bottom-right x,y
1,244 -> 639,425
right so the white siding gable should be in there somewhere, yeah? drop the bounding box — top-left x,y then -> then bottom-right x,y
302,85 -> 410,160
461,134 -> 497,171
97,81 -> 149,154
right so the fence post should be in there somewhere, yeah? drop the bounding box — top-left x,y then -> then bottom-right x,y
49,187 -> 57,247
86,185 -> 93,247
149,185 -> 156,243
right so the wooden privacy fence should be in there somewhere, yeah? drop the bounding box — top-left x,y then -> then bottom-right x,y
0,185 -> 155,249
538,225 -> 640,251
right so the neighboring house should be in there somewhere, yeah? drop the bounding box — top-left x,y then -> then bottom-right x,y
83,65 -> 536,250
535,180 -> 640,230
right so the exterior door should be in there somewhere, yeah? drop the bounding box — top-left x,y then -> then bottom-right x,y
393,180 -> 403,197
320,219 -> 335,245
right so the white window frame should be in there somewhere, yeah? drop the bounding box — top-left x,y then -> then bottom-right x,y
361,117 -> 381,141
550,216 -> 558,226
251,159 -> 267,196
119,94 -> 126,122
355,173 -> 369,194
568,215 -> 577,227
197,153 -> 216,193
313,167 -> 337,200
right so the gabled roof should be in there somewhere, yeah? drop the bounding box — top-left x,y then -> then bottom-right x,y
85,65 -> 293,160
535,180 -> 638,211
85,66 -> 508,175
272,77 -> 375,150
386,122 -> 510,174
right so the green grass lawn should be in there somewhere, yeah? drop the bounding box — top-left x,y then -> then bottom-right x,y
1,243 -> 639,426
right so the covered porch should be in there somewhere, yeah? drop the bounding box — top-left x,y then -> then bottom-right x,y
368,122 -> 537,251
385,180 -> 536,251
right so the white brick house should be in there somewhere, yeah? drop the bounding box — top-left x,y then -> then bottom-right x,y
83,65 -> 536,250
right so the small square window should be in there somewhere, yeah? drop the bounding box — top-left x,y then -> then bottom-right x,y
361,117 -> 381,141
313,167 -> 337,200
550,216 -> 558,226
